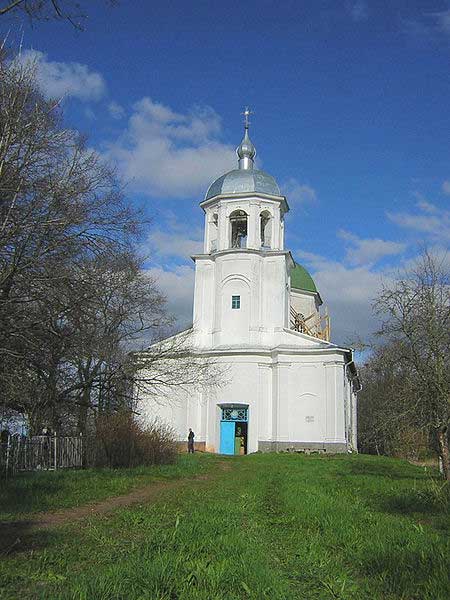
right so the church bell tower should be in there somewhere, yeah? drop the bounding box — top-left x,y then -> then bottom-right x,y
192,110 -> 293,348
139,109 -> 359,456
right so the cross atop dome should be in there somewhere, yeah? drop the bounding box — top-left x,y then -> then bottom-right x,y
237,107 -> 256,170
242,106 -> 252,129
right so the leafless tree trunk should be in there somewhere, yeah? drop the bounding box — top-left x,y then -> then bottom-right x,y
373,250 -> 450,479
1,52 -> 224,437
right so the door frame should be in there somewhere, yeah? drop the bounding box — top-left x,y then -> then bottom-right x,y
218,403 -> 249,455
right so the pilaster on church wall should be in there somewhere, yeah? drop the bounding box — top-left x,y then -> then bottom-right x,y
262,259 -> 274,330
272,206 -> 281,249
324,361 -> 346,444
284,260 -> 290,328
249,255 -> 261,337
203,211 -> 209,253
262,255 -> 288,332
192,261 -> 202,328
202,261 -> 214,334
248,200 -> 259,248
204,386 -> 218,452
257,363 -> 272,440
256,256 -> 265,331
212,257 -> 222,337
192,258 -> 214,339
280,217 -> 285,249
272,362 -> 292,442
270,360 -> 279,443
218,203 -> 227,250
204,390 -> 219,453
335,364 -> 346,442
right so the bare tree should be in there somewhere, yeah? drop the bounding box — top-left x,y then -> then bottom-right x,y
60,252 -> 173,433
0,53 -> 139,431
357,342 -> 426,458
374,250 -> 450,478
0,1 -> 115,29
131,328 -> 225,406
0,54 -> 137,359
0,52 -> 222,437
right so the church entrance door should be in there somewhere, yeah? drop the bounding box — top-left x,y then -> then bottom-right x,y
220,421 -> 235,454
235,422 -> 248,455
219,405 -> 248,455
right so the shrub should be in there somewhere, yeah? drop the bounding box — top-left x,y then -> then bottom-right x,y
93,412 -> 177,468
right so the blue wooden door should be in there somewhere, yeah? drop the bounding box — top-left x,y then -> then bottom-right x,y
220,421 -> 235,455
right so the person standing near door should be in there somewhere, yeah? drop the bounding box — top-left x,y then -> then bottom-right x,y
187,428 -> 195,453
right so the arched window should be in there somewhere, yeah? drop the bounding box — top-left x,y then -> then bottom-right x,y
229,210 -> 248,248
260,210 -> 272,248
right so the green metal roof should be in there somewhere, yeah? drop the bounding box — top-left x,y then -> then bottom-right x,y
291,262 -> 317,293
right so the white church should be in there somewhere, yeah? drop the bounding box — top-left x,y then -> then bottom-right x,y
139,111 -> 360,455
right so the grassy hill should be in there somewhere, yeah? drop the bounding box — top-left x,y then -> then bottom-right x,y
1,453 -> 449,599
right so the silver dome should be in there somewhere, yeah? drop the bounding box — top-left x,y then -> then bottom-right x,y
237,128 -> 256,161
204,109 -> 281,201
205,169 -> 281,200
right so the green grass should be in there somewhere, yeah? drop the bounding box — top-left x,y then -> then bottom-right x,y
1,453 -> 449,600
0,453 -> 215,521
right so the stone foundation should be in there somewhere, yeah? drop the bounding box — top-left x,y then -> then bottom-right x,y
176,441 -> 206,453
258,441 -> 348,454
176,441 -> 349,454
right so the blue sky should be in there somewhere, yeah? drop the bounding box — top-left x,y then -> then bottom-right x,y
3,0 -> 450,345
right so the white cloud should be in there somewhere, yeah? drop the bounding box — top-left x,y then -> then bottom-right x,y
442,180 -> 450,195
401,19 -> 431,37
108,101 -> 125,120
415,199 -> 439,214
295,249 -> 385,345
282,178 -> 317,205
338,229 -> 406,266
104,98 -> 236,198
403,10 -> 450,38
17,50 -> 106,102
431,9 -> 450,34
149,229 -> 203,259
84,107 -> 95,120
348,1 -> 369,22
146,265 -> 195,328
387,201 -> 450,242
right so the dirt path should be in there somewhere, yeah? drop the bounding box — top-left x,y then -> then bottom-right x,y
0,463 -> 231,554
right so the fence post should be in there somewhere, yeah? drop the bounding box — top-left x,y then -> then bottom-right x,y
54,431 -> 57,470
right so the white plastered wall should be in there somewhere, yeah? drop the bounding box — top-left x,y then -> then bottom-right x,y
137,186 -> 355,454
137,345 -> 350,454
137,373 -> 204,442
192,250 -> 291,348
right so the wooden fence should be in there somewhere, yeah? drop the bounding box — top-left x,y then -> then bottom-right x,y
0,434 -> 83,478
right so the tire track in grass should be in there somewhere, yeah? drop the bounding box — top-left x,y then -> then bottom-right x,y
260,466 -> 359,600
0,462 -> 231,554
